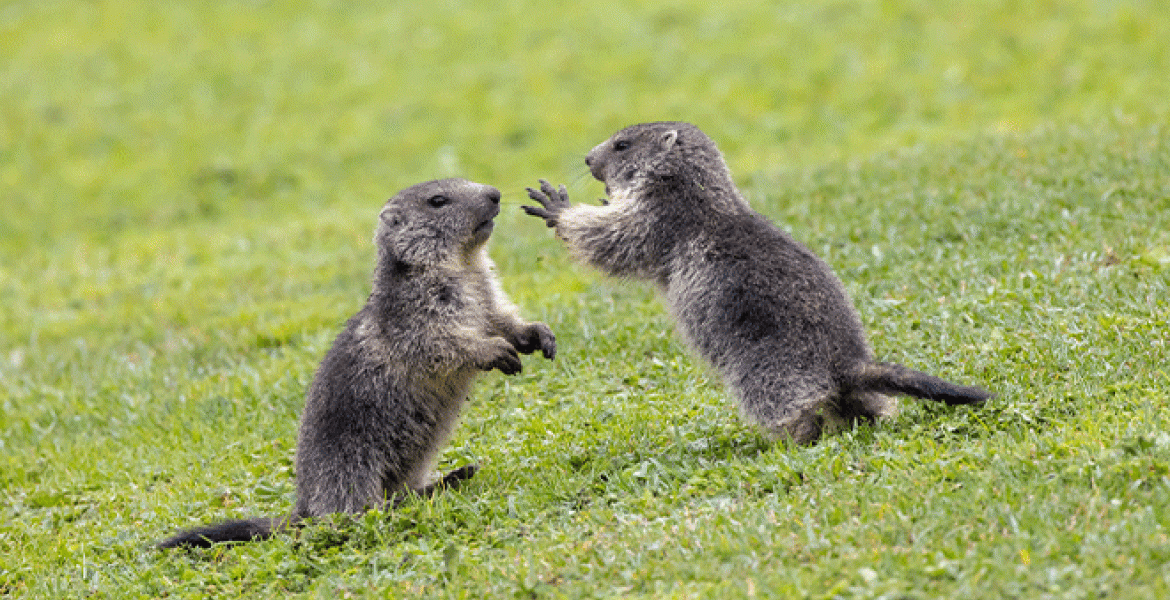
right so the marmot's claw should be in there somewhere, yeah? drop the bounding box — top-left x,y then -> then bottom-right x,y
539,179 -> 558,199
527,180 -> 572,208
525,181 -> 572,228
538,330 -> 556,361
521,204 -> 557,227
538,179 -> 570,207
524,186 -> 546,204
488,345 -> 522,375
525,185 -> 556,208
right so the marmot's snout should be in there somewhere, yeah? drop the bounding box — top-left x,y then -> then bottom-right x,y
470,185 -> 501,241
479,185 -> 501,219
465,182 -> 500,210
585,148 -> 607,184
583,157 -> 611,196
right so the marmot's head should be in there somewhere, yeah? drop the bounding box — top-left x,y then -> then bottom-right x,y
586,122 -> 732,199
376,178 -> 501,266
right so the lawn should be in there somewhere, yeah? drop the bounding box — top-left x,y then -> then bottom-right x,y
1,0 -> 1168,598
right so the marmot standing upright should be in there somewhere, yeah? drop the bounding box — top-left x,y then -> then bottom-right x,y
523,122 -> 988,444
159,178 -> 556,548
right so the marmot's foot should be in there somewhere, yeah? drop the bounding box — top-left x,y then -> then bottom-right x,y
482,337 -> 522,375
441,464 -> 479,487
514,322 -> 557,360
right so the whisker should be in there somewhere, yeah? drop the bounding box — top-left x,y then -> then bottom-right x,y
494,153 -> 601,205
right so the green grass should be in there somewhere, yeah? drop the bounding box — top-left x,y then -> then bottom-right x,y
2,0 -> 1168,597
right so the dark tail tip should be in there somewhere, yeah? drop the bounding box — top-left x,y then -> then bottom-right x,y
156,516 -> 281,549
938,384 -> 994,405
854,362 -> 992,405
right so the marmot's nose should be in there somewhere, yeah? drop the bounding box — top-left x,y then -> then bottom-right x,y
485,187 -> 501,204
585,156 -> 593,167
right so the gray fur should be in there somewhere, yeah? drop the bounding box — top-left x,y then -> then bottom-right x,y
524,122 -> 988,444
159,178 -> 555,548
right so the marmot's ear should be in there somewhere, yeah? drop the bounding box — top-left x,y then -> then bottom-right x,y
377,208 -> 445,266
659,130 -> 679,151
376,208 -> 414,263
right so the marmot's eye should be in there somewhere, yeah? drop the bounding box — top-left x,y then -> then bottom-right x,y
613,140 -> 631,151
427,195 -> 450,208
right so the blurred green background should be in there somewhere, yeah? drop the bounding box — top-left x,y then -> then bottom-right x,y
4,0 -> 1167,249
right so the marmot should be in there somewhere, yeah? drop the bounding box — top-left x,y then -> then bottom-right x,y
523,122 -> 988,444
158,178 -> 556,548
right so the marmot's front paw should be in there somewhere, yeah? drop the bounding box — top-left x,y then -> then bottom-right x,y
522,179 -> 572,228
514,322 -> 557,360
482,338 -> 522,375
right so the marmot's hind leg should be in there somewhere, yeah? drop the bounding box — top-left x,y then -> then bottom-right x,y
739,377 -> 832,445
834,391 -> 896,423
818,391 -> 896,438
770,411 -> 825,445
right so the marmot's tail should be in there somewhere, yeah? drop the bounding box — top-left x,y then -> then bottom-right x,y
851,362 -> 992,405
156,516 -> 286,549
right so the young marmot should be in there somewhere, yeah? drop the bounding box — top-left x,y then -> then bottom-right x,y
523,122 -> 988,444
158,178 -> 556,548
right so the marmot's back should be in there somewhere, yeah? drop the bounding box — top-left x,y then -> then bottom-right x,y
667,212 -> 872,383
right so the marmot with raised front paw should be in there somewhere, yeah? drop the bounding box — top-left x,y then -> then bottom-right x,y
159,178 -> 556,547
523,122 -> 988,444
